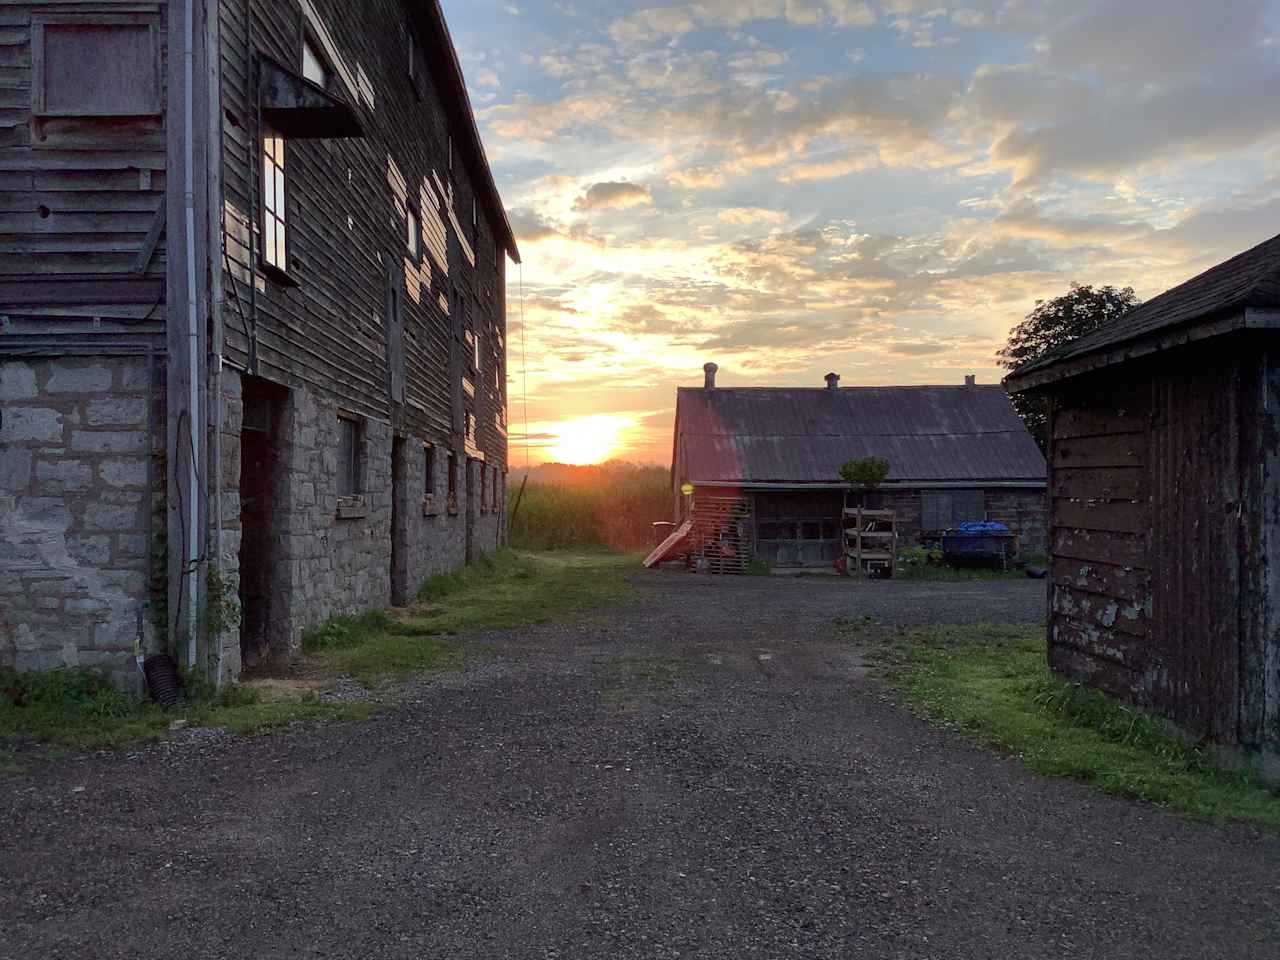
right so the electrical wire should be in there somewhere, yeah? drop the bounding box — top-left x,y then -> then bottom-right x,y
519,260 -> 529,471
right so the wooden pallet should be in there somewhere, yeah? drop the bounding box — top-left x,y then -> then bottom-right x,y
690,496 -> 752,575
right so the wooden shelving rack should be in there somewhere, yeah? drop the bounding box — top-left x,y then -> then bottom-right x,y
844,506 -> 898,578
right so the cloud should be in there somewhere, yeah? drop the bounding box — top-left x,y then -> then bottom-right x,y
609,6 -> 698,43
666,165 -> 727,189
506,207 -> 561,243
574,181 -> 654,211
717,207 -> 791,225
778,153 -> 878,182
475,68 -> 500,88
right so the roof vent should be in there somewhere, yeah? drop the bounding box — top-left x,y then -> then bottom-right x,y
964,374 -> 976,386
825,372 -> 840,391
703,362 -> 718,390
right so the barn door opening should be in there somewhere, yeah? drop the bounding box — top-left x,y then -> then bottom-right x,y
239,377 -> 288,670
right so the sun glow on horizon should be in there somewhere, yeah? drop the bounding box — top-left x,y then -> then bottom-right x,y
545,414 -> 631,465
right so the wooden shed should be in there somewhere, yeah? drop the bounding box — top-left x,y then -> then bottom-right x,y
667,366 -> 1047,570
1005,233 -> 1280,778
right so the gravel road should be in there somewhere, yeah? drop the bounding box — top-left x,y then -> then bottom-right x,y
4,571 -> 1279,959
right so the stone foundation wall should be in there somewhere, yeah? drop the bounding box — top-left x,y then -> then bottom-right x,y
394,438 -> 468,602
272,382 -> 394,655
0,356 -> 163,687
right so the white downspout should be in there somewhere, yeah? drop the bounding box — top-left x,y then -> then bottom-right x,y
183,0 -> 201,671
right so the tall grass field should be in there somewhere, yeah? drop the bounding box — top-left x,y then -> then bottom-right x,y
507,461 -> 671,551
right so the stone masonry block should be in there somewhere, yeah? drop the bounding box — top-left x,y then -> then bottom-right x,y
36,459 -> 92,492
115,535 -> 147,560
86,397 -> 148,427
120,363 -> 155,390
100,459 -> 148,488
46,365 -> 113,393
17,497 -> 73,531
0,363 -> 38,401
1,408 -> 65,443
68,535 -> 112,565
0,448 -> 33,491
84,502 -> 142,532
71,431 -> 147,455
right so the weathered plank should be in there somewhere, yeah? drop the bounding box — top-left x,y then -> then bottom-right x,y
1048,642 -> 1144,702
1052,497 -> 1147,535
1052,584 -> 1147,638
1053,405 -> 1148,440
1053,433 -> 1145,470
1052,467 -> 1144,501
1052,616 -> 1145,668
1053,527 -> 1147,569
1051,555 -> 1147,603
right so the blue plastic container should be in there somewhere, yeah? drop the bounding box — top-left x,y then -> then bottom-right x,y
942,521 -> 1013,565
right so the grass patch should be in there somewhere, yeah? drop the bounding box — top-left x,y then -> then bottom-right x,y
893,562 -> 1028,581
1,549 -> 636,755
852,622 -> 1280,828
0,666 -> 377,752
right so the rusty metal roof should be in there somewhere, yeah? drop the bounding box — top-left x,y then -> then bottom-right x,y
1008,232 -> 1280,389
675,385 -> 1046,485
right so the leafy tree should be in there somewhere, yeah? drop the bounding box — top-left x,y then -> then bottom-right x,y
840,457 -> 890,507
998,284 -> 1140,448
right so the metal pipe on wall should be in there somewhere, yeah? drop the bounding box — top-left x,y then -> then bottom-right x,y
182,0 -> 202,672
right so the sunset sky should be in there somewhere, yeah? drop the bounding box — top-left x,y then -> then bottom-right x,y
441,0 -> 1280,465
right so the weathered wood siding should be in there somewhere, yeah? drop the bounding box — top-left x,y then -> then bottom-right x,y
218,0 -> 506,462
0,0 -> 168,336
1046,339 -> 1278,749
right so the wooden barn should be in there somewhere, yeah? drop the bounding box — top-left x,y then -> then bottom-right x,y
665,364 -> 1047,571
0,0 -> 516,686
1005,233 -> 1280,778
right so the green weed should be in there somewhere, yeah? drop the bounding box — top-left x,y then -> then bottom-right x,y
850,622 -> 1280,828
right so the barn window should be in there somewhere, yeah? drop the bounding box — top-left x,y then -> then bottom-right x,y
473,331 -> 482,373
423,443 -> 435,503
261,126 -> 288,271
336,416 -> 363,497
465,411 -> 477,444
302,37 -> 328,87
447,453 -> 458,512
920,490 -> 985,531
33,17 -> 161,117
407,204 -> 421,260
480,463 -> 488,510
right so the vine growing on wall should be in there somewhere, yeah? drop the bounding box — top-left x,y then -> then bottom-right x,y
206,567 -> 241,639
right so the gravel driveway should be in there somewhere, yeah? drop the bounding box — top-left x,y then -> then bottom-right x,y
4,571 -> 1279,959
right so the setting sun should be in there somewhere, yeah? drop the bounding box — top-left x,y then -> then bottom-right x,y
546,415 -> 630,465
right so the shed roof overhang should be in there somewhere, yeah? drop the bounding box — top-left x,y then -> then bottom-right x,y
1004,307 -> 1280,394
258,56 -> 363,139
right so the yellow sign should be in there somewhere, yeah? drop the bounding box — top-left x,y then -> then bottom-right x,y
680,483 -> 694,496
